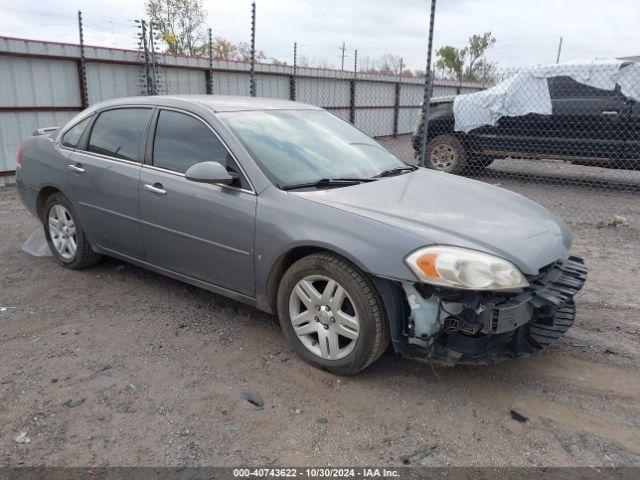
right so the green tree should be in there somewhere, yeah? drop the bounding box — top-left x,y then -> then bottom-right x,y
435,32 -> 497,82
435,45 -> 465,80
466,32 -> 496,79
146,0 -> 207,55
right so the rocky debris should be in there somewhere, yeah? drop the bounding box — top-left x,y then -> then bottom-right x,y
242,390 -> 264,409
14,432 -> 31,444
596,215 -> 629,228
63,398 -> 86,408
399,446 -> 437,465
510,410 -> 528,423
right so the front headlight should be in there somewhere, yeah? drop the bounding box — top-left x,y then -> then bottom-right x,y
405,245 -> 529,290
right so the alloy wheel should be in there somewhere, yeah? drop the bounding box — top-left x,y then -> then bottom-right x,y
288,275 -> 360,360
48,204 -> 77,260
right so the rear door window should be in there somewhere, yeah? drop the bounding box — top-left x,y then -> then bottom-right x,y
61,116 -> 92,148
88,108 -> 151,161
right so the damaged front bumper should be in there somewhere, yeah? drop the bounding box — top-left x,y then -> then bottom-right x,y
392,256 -> 587,365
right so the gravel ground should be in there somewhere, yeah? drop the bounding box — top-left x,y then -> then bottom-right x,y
1,171 -> 639,467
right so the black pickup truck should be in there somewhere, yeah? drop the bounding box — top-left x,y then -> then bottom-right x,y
413,69 -> 640,174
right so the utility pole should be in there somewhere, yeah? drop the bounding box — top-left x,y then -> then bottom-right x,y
339,42 -> 347,70
556,36 -> 563,64
398,57 -> 404,82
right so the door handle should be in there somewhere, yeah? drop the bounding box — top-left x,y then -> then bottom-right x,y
67,163 -> 85,173
144,183 -> 167,195
601,110 -> 619,116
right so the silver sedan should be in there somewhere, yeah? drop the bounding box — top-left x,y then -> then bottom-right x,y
16,95 -> 586,374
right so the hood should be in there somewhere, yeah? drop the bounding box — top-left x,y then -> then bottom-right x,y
292,169 -> 573,275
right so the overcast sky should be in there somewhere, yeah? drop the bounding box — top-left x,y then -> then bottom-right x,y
1,0 -> 638,71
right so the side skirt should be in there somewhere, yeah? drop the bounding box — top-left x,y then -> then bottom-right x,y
93,246 -> 261,311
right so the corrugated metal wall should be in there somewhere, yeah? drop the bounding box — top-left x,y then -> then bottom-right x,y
0,37 -> 483,173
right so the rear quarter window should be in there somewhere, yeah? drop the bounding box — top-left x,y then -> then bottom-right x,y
61,116 -> 92,148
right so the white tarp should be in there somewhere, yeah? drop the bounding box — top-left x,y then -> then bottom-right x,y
21,227 -> 52,257
453,59 -> 640,133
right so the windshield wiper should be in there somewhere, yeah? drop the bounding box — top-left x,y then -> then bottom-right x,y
373,165 -> 418,178
282,177 -> 376,191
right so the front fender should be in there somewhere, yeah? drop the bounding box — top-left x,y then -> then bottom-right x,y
254,187 -> 426,305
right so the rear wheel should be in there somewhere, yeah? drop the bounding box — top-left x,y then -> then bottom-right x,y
43,193 -> 101,269
277,252 -> 389,375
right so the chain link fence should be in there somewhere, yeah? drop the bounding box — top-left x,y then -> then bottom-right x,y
149,56 -> 640,231
2,8 -> 640,231
406,61 -> 640,229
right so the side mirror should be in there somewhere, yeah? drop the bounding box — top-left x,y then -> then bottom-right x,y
185,161 -> 238,185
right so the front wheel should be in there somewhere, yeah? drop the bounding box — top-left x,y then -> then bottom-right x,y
426,135 -> 467,174
277,252 -> 389,375
43,193 -> 102,269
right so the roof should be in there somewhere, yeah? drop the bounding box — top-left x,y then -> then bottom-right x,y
85,95 -> 322,114
171,95 -> 321,112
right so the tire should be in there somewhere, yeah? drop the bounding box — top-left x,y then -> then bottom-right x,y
276,252 -> 390,375
426,135 -> 467,174
43,193 -> 102,269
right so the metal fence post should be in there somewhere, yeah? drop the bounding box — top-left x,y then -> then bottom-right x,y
207,28 -> 214,94
393,82 -> 400,137
77,11 -> 89,108
290,42 -> 297,101
392,56 -> 402,137
148,21 -> 158,95
418,0 -> 437,167
349,49 -> 357,124
249,2 -> 257,97
354,49 -> 358,75
138,20 -> 153,96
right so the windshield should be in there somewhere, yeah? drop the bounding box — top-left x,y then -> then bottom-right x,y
219,109 -> 407,188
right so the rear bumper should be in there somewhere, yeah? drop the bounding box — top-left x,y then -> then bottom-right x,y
400,256 -> 588,365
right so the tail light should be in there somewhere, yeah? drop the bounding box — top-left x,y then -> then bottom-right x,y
16,144 -> 23,168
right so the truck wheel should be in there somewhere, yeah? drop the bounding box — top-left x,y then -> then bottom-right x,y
426,135 -> 467,174
43,193 -> 102,269
277,252 -> 389,375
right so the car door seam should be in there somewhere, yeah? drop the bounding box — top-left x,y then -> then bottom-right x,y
78,201 -> 251,256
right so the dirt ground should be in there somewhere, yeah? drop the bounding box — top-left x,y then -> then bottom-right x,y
1,179 -> 639,467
